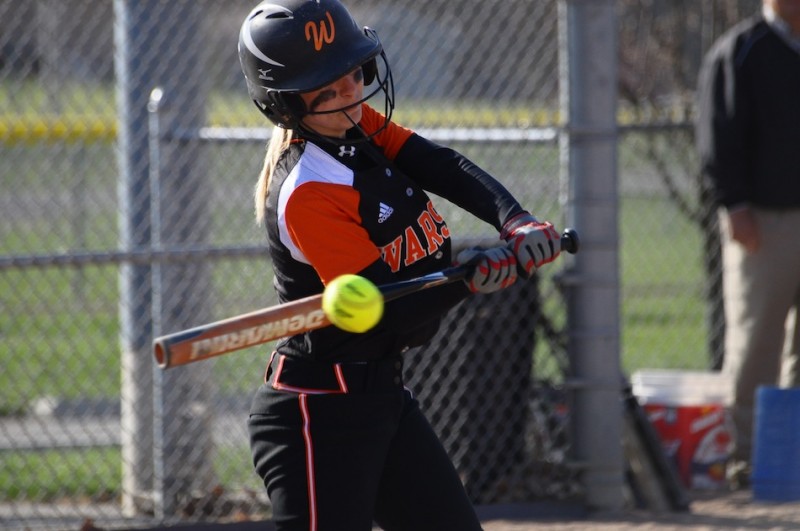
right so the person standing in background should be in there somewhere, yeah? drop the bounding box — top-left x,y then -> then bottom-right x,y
696,0 -> 800,487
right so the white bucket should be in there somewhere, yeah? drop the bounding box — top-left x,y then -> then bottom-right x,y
631,369 -> 733,489
631,369 -> 732,407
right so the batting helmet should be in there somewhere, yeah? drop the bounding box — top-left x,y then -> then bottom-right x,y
238,0 -> 393,130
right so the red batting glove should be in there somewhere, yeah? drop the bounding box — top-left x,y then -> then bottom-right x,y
500,212 -> 561,277
455,247 -> 518,294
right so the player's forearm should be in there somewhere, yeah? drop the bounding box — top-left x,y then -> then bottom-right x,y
395,134 -> 524,230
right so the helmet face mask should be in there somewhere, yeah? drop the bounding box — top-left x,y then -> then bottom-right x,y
300,47 -> 394,125
239,0 -> 395,136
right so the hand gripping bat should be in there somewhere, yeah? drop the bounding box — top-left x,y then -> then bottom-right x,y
154,229 -> 579,369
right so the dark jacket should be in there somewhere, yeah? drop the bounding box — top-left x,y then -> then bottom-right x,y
696,16 -> 800,209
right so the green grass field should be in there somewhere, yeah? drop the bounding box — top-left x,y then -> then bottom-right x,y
0,448 -> 121,500
621,196 -> 708,372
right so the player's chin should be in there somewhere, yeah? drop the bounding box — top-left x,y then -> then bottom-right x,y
343,105 -> 362,125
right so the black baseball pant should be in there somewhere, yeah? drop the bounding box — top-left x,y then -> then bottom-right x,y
248,354 -> 483,531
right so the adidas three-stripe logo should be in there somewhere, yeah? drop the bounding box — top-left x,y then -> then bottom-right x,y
378,202 -> 394,223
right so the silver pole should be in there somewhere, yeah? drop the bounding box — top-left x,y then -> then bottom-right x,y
148,87 -> 165,520
116,1 -> 212,516
559,0 -> 625,510
115,0 -> 154,515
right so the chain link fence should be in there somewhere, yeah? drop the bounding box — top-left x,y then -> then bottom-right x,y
0,0 -> 759,528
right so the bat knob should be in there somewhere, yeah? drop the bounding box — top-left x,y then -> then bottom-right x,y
561,228 -> 580,254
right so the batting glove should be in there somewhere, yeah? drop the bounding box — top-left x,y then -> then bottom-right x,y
456,247 -> 518,294
500,212 -> 561,277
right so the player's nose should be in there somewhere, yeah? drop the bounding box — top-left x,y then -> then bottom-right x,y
336,70 -> 361,98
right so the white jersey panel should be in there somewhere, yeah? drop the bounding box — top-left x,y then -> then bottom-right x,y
277,142 -> 356,263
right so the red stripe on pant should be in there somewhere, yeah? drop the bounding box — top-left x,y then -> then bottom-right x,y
299,394 -> 318,531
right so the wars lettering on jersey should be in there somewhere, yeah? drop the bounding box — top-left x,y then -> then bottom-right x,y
379,200 -> 450,272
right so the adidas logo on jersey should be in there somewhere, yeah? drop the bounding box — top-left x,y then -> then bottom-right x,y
378,202 -> 394,223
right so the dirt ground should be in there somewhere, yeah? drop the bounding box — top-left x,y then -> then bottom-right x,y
480,489 -> 800,531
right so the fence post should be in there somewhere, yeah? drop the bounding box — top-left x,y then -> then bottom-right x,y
115,0 -> 155,515
116,0 -> 213,516
558,0 -> 625,510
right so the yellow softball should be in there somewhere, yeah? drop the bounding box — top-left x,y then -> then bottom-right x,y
321,274 -> 384,333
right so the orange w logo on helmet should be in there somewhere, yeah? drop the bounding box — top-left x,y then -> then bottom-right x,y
305,11 -> 335,51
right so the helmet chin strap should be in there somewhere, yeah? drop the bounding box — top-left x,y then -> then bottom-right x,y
294,122 -> 365,153
342,109 -> 371,139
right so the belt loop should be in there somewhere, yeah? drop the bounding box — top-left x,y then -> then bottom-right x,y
271,355 -> 288,390
263,351 -> 277,384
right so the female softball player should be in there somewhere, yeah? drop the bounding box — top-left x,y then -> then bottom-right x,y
239,1 -> 561,529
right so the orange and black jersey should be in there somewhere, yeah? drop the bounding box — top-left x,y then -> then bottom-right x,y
265,105 -> 525,362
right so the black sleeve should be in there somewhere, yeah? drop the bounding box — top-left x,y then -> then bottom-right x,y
394,133 -> 526,231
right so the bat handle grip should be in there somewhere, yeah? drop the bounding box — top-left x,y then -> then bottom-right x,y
561,228 -> 580,255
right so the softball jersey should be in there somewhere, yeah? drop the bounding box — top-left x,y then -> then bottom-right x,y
263,104 -> 525,362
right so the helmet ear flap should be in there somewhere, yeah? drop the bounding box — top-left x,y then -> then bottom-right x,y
258,91 -> 307,129
362,58 -> 378,85
282,93 -> 307,118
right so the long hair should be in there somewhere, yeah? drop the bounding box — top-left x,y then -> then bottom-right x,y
255,126 -> 293,225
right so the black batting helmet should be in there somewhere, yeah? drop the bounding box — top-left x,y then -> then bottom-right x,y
238,0 -> 392,130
